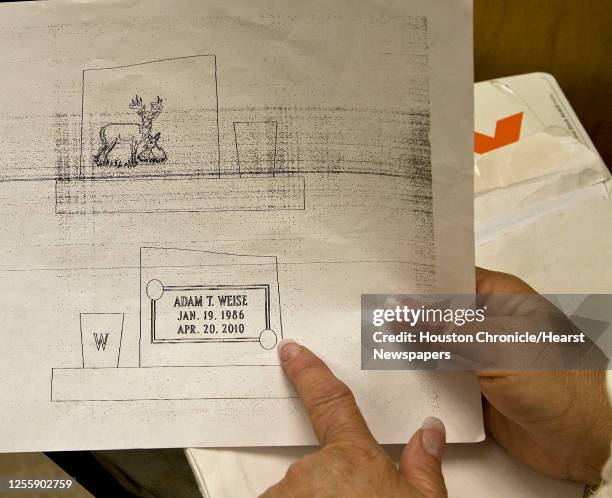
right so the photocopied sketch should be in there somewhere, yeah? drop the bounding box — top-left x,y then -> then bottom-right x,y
93,95 -> 167,168
234,121 -> 278,176
51,248 -> 289,402
81,54 -> 219,178
56,54 -> 305,214
51,248 -> 295,401
0,0 -> 480,452
79,313 -> 125,368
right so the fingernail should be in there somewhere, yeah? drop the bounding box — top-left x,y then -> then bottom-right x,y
277,339 -> 302,362
421,416 -> 446,458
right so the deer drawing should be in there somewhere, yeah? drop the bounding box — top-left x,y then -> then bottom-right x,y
138,131 -> 167,163
94,95 -> 165,167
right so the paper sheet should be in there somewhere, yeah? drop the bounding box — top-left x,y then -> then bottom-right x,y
186,440 -> 585,498
473,72 -> 610,244
0,0 -> 482,451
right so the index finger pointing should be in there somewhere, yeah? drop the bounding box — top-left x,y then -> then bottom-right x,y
278,340 -> 375,446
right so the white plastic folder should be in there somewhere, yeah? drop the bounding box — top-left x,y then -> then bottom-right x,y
186,441 -> 584,498
0,0 -> 482,451
474,73 -> 610,244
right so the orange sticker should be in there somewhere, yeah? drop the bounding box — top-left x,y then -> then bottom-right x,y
474,112 -> 523,154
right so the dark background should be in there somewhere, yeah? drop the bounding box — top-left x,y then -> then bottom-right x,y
475,0 -> 611,167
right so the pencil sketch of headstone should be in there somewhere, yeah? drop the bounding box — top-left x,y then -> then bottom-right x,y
234,121 -> 278,176
140,247 -> 284,367
80,55 -> 220,179
54,54 -> 305,214
94,95 -> 166,167
50,248 -> 290,402
80,313 -> 124,368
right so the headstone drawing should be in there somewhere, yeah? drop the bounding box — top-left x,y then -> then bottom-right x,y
55,54 -> 305,214
51,248 -> 288,402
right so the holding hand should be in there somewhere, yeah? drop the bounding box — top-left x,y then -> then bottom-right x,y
261,341 -> 448,498
474,268 -> 611,485
262,268 -> 611,497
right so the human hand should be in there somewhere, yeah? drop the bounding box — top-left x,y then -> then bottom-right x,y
260,341 -> 448,498
474,267 -> 611,485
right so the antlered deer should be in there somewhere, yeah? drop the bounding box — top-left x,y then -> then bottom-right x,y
94,95 -> 164,167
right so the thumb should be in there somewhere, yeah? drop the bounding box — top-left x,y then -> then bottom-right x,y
399,417 -> 447,497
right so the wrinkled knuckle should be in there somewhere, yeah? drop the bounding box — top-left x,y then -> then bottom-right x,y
307,382 -> 358,437
323,417 -> 364,443
308,379 -> 354,413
